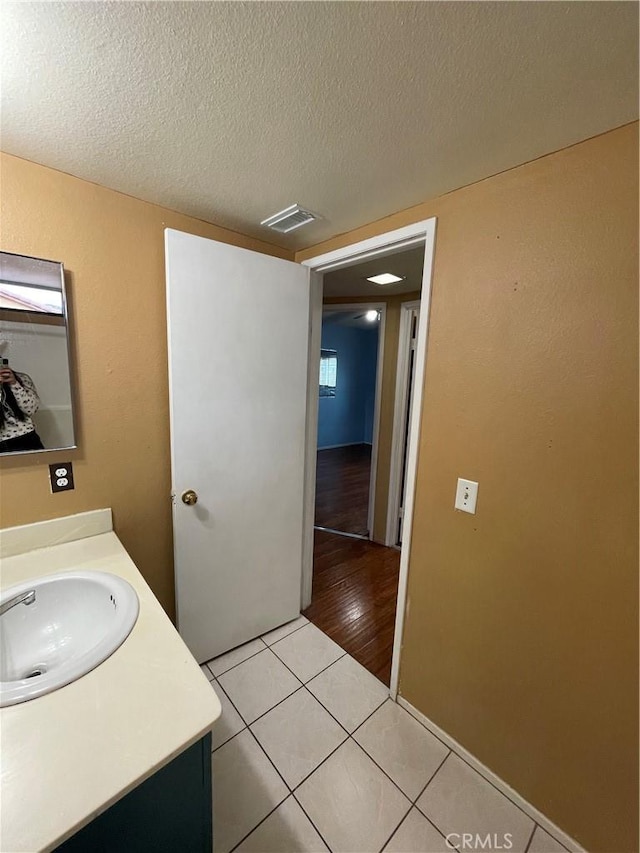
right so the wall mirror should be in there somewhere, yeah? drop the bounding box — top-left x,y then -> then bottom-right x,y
0,251 -> 76,455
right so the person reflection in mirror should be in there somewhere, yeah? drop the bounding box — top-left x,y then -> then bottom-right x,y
0,366 -> 45,452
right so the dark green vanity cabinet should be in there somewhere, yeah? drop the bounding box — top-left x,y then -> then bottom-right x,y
55,733 -> 212,853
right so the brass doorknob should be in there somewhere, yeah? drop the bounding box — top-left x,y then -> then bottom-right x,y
181,489 -> 198,506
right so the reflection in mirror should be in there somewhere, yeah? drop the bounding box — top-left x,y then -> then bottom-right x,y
0,252 -> 76,455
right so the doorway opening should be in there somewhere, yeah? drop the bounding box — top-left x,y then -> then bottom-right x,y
302,238 -> 431,687
314,304 -> 384,540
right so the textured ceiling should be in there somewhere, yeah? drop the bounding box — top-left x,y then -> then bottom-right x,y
1,2 -> 637,250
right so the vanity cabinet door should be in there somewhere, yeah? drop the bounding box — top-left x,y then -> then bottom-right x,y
54,734 -> 212,853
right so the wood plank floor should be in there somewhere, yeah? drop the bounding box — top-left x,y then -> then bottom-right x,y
314,444 -> 371,535
304,530 -> 400,686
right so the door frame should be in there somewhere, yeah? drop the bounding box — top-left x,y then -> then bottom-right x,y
386,299 -> 421,547
318,302 -> 387,541
301,218 -> 437,699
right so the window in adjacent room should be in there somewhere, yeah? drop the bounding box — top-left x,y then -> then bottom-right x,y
319,349 -> 337,397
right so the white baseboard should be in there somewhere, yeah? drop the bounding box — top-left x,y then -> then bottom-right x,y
396,696 -> 585,853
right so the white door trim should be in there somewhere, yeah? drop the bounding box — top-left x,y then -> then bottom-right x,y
302,217 -> 437,700
386,299 -> 421,547
304,226 -> 429,273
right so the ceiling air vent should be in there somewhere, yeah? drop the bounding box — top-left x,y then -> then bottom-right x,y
260,204 -> 318,234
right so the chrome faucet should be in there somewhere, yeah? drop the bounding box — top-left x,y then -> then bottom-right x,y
0,590 -> 36,617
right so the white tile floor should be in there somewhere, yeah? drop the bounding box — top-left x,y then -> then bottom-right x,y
202,617 -> 570,853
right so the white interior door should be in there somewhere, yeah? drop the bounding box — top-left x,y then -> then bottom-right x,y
165,229 -> 311,663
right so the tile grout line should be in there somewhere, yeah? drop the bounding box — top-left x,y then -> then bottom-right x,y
212,675 -> 299,852
343,739 -> 414,853
290,790 -> 335,853
343,738 -> 412,811
206,615 -> 311,679
406,751 -> 458,847
377,805 -> 414,853
287,723 -> 413,818
421,811 -> 458,849
246,725 -> 293,792
205,638 -> 268,679
215,643 -> 308,726
226,789 -> 334,853
226,793 -> 288,853
217,640 -> 356,733
215,676 -> 305,739
346,698 -> 450,803
214,645 -> 362,751
411,750 -> 452,807
412,751 -> 543,853
300,682 -> 352,737
267,641 -> 349,693
210,676 -> 253,751
278,693 -> 457,850
452,751 -> 541,833
231,660 -> 397,799
305,683 -> 388,740
238,657 -> 396,798
256,638 -> 390,744
243,726 -> 335,853
289,735 -> 349,795
211,724 -> 245,754
523,822 -> 538,853
261,617 -> 311,648
268,626 -> 349,678
243,682 -> 306,728
350,696 -> 394,738
268,620 -> 316,652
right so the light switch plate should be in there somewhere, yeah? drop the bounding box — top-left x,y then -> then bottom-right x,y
455,478 -> 478,514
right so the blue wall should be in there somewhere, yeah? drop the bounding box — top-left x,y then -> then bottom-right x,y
317,317 -> 379,449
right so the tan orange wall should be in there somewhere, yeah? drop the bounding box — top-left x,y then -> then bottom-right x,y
324,292 -> 421,543
298,123 -> 639,852
0,153 -> 291,619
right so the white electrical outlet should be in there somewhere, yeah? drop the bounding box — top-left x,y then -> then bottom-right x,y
455,478 -> 478,514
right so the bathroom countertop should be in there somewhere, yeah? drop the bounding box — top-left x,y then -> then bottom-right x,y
0,528 -> 221,853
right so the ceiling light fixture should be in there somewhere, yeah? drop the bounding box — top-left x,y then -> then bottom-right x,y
366,273 -> 404,286
365,309 -> 380,322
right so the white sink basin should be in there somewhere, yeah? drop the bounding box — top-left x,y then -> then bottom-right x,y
0,571 -> 139,707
